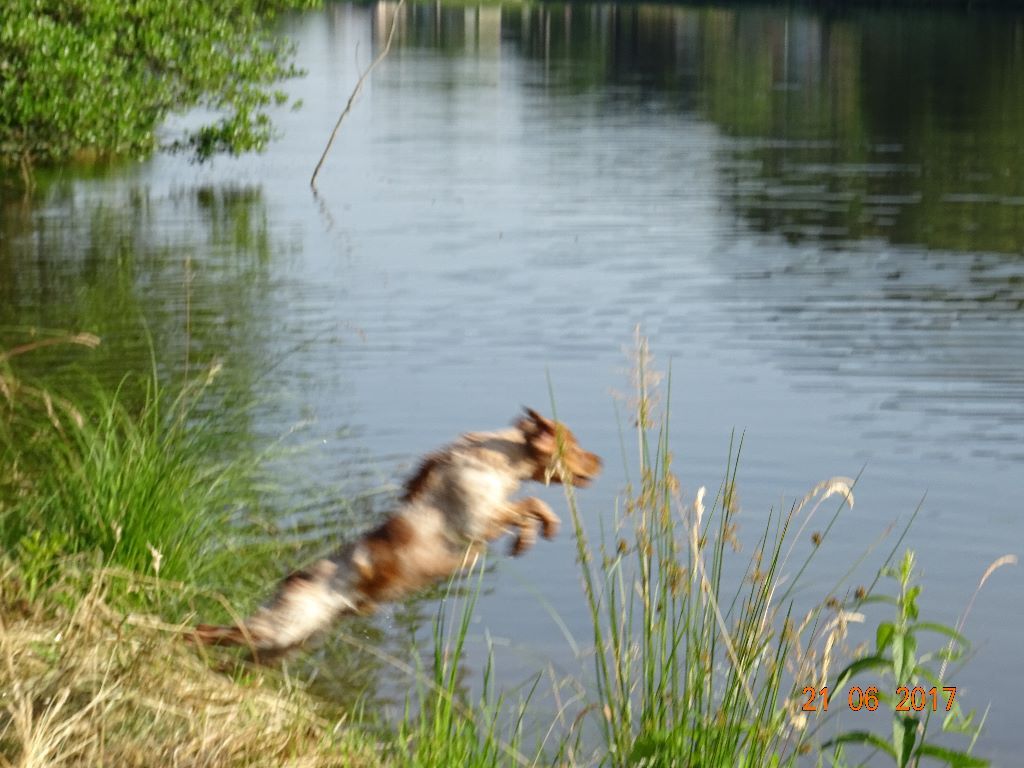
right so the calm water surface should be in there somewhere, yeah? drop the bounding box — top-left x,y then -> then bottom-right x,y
2,2 -> 1023,759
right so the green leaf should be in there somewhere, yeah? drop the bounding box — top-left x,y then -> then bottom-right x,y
894,715 -> 918,768
935,646 -> 966,663
943,705 -> 977,734
915,743 -> 989,767
858,594 -> 900,607
893,632 -> 906,681
823,731 -> 896,757
899,551 -> 916,584
833,655 -> 891,691
902,634 -> 917,681
876,621 -> 895,652
914,621 -> 968,646
906,585 -> 922,620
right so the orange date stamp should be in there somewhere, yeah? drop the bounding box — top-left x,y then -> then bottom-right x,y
801,685 -> 957,713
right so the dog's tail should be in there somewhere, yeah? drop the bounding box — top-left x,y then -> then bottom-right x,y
188,623 -> 253,646
189,557 -> 360,654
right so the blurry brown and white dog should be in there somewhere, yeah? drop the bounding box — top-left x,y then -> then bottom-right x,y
190,408 -> 602,656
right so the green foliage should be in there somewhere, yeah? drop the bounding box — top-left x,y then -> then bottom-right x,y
826,551 -> 988,768
0,0 -> 319,173
395,558 -> 540,767
0,342 -> 265,609
560,337 -> 856,768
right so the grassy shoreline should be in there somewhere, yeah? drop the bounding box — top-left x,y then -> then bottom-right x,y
0,563 -> 382,767
0,336 -> 997,767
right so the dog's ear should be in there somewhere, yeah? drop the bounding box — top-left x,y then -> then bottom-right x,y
520,407 -> 556,435
519,407 -> 558,458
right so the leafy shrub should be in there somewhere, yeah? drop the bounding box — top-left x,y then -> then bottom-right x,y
0,0 -> 318,175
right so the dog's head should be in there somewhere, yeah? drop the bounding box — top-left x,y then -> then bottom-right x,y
517,407 -> 603,487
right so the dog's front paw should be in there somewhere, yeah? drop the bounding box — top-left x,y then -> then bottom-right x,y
509,519 -> 538,557
539,511 -> 560,540
520,497 -> 560,540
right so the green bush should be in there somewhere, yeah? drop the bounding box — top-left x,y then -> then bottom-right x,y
0,0 -> 318,175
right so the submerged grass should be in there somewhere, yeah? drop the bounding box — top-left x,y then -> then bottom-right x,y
0,333 -> 1001,767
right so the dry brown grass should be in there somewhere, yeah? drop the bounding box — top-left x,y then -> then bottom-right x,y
0,563 -> 384,768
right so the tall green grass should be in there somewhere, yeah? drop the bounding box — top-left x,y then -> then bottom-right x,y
0,336 -> 390,767
551,335 -> 991,768
394,556 -> 544,767
555,340 -> 818,765
0,338 -> 265,609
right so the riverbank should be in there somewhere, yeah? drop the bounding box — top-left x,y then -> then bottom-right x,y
0,337 -> 996,766
0,339 -> 381,764
0,563 -> 383,767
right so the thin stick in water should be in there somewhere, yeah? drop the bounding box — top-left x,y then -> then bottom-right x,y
310,0 -> 405,191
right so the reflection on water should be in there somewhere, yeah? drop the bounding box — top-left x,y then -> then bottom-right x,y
363,0 -> 1024,457
1,185 -> 274,386
2,0 -> 1023,760
376,2 -> 1024,253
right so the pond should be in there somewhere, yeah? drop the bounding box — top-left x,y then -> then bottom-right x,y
2,1 -> 1022,761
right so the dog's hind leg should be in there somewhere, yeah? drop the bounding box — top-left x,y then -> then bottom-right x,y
193,557 -> 360,655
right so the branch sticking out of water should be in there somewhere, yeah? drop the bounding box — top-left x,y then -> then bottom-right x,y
309,0 -> 405,192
